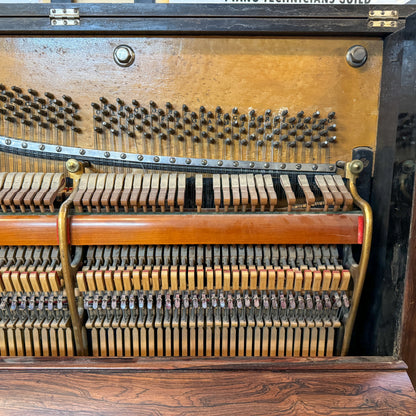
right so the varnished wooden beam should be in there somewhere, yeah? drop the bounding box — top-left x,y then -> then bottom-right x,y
69,213 -> 362,246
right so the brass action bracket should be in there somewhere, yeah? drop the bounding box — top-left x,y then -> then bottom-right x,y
341,160 -> 373,355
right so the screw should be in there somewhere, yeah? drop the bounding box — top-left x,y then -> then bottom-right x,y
312,164 -> 318,171
39,144 -> 45,150
114,45 -> 135,67
185,158 -> 191,164
296,163 -> 301,170
217,160 -> 223,166
346,45 -> 368,68
280,163 -> 286,169
104,152 -> 110,158
56,146 -> 62,152
5,139 -> 11,145
170,157 -> 176,163
153,156 -> 159,162
201,159 -> 207,166
137,155 -> 143,161
233,161 -> 239,167
22,142 -> 28,149
249,162 -> 255,168
328,165 -> 335,171
79,149 -> 86,155
66,159 -> 80,173
264,163 -> 270,169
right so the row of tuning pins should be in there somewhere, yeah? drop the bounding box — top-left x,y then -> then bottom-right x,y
91,98 -> 337,164
0,85 -> 81,172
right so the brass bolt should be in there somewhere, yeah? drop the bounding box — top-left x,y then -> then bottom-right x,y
66,158 -> 81,173
350,159 -> 364,175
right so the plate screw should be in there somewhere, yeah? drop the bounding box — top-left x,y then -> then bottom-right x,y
170,157 -> 176,163
217,160 -> 223,166
153,156 -> 159,162
79,149 -> 86,155
346,45 -> 368,68
113,45 -> 135,67
104,152 -> 110,158
137,155 -> 143,161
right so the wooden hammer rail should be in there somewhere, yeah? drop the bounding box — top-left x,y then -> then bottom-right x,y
0,212 -> 363,246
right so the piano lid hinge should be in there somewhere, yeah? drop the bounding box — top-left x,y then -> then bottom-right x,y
49,8 -> 80,26
368,10 -> 398,28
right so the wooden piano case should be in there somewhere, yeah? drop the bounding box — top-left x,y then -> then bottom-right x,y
0,2 -> 415,414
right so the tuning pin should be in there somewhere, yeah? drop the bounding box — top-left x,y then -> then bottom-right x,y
62,95 -> 72,103
91,103 -> 100,110
312,135 -> 321,142
257,127 -> 265,134
157,108 -> 164,116
328,123 -> 336,131
313,111 -> 320,118
22,119 -> 32,127
11,98 -> 23,106
38,109 -> 47,117
328,111 -> 336,119
28,89 -> 38,97
30,115 -> 40,122
64,119 -> 74,127
249,121 -> 256,128
3,91 -> 14,98
182,104 -> 189,112
249,134 -> 257,141
288,128 -> 296,136
21,94 -> 31,102
320,129 -> 328,137
93,115 -> 102,123
224,113 -> 231,121
56,124 -> 65,131
135,125 -> 143,132
149,100 -> 156,108
232,107 -> 238,114
239,127 -> 247,134
13,111 -> 24,119
288,141 -> 296,148
5,104 -> 15,111
140,107 -> 148,115
11,86 -> 22,94
192,135 -> 199,143
46,117 -> 57,124
328,136 -> 336,143
53,99 -> 63,107
0,96 -> 6,103
118,111 -> 126,118
296,135 -> 304,142
304,141 -> 312,148
56,112 -> 65,119
281,134 -> 289,141
21,107 -> 31,114
44,92 -> 54,100
320,141 -> 328,148
257,115 -> 264,123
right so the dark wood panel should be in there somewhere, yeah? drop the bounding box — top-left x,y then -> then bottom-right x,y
0,357 -> 414,416
0,17 -> 403,35
0,4 -> 413,18
401,182 -> 416,388
0,356 -> 408,372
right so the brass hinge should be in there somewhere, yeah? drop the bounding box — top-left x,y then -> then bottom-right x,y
368,10 -> 398,28
49,8 -> 80,26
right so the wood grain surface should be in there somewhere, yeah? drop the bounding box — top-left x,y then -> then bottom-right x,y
0,36 -> 382,172
0,357 -> 415,416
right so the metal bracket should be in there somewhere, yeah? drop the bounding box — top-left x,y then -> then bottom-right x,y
368,10 -> 398,28
49,8 -> 80,26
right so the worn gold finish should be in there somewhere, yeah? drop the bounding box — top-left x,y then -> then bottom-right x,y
57,161 -> 87,355
341,160 -> 373,356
